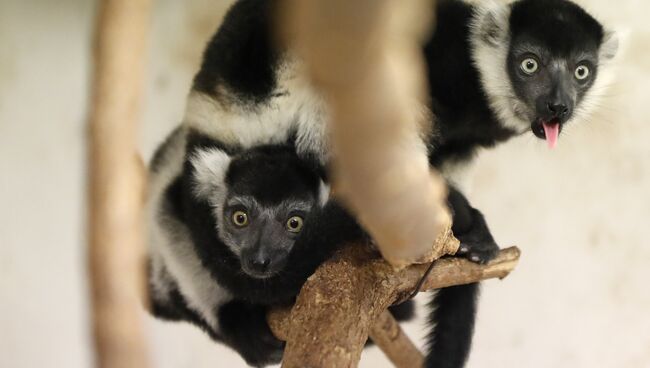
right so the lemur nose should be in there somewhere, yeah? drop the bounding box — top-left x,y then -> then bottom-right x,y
547,102 -> 569,117
250,256 -> 270,272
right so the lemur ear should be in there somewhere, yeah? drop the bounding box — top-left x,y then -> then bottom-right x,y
472,1 -> 511,47
318,181 -> 330,206
600,29 -> 621,61
190,148 -> 232,200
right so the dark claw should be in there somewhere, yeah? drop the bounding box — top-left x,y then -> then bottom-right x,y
457,240 -> 499,264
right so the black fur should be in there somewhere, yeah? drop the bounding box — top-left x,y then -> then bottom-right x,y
218,300 -> 286,366
151,134 -> 412,364
388,300 -> 417,322
424,185 -> 499,368
425,0 -> 517,168
421,1 -> 513,365
149,0 -> 613,366
152,137 -> 365,365
426,283 -> 480,368
224,146 -> 322,207
447,186 -> 499,264
422,2 -> 512,361
179,137 -> 363,305
424,1 -> 611,366
193,0 -> 280,102
509,0 -> 604,57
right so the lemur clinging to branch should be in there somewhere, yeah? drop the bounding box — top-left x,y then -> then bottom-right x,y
147,0 -> 619,366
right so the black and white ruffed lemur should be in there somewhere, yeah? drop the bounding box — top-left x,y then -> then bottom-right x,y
147,0 -> 619,366
148,138 -> 414,366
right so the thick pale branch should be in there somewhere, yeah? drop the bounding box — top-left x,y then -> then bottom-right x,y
268,239 -> 521,368
278,0 -> 450,268
87,0 -> 151,367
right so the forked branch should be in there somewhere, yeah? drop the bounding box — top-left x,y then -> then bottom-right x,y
268,231 -> 520,368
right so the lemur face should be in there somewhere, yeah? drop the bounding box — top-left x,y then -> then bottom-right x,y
218,193 -> 315,279
505,0 -> 619,147
191,145 -> 327,279
507,36 -> 599,143
472,0 -> 618,149
507,0 -> 616,147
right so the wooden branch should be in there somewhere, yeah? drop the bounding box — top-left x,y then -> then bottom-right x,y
87,0 -> 152,367
369,310 -> 424,368
268,237 -> 521,368
278,0 -> 451,268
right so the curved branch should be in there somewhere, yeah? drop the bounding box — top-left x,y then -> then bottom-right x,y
268,240 -> 521,368
369,310 -> 424,368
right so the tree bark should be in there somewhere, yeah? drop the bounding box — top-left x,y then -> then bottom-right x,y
268,236 -> 521,368
87,0 -> 152,367
369,310 -> 425,368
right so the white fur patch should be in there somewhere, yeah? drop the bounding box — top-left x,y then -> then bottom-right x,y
190,147 -> 232,201
147,127 -> 232,332
440,158 -> 475,193
470,1 -> 529,133
570,28 -> 622,126
318,181 -> 330,206
152,215 -> 232,331
183,59 -> 330,164
599,29 -> 620,62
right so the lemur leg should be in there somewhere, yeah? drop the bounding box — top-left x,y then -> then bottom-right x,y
425,283 -> 479,368
425,185 -> 499,368
218,300 -> 284,367
447,185 -> 499,264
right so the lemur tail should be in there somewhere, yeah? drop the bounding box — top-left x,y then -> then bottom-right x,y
424,282 -> 480,368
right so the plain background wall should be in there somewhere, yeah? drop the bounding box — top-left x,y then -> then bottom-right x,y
0,0 -> 648,367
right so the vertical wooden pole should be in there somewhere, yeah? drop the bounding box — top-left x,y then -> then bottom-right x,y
87,0 -> 152,367
278,0 -> 450,269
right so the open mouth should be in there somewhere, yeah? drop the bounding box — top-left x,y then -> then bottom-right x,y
243,268 -> 276,279
532,118 -> 561,149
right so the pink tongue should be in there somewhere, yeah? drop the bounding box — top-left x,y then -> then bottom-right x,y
543,122 -> 560,149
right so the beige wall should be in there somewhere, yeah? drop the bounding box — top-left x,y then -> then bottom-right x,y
0,0 -> 648,367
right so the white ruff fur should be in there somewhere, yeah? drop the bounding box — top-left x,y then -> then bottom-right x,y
190,147 -> 231,202
440,159 -> 475,194
470,1 -> 528,133
570,30 -> 620,127
189,147 -> 235,254
148,128 -> 231,332
183,60 -> 330,163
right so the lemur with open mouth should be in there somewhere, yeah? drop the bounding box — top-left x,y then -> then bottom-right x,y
148,0 -> 619,366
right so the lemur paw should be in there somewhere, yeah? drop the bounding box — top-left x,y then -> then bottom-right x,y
238,328 -> 284,367
456,241 -> 499,264
218,301 -> 285,367
240,336 -> 284,367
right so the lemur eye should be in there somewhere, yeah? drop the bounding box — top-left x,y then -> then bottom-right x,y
520,58 -> 539,74
285,216 -> 304,233
575,65 -> 590,80
232,211 -> 249,227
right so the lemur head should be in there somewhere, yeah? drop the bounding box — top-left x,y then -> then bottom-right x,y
471,0 -> 619,148
192,145 -> 328,279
